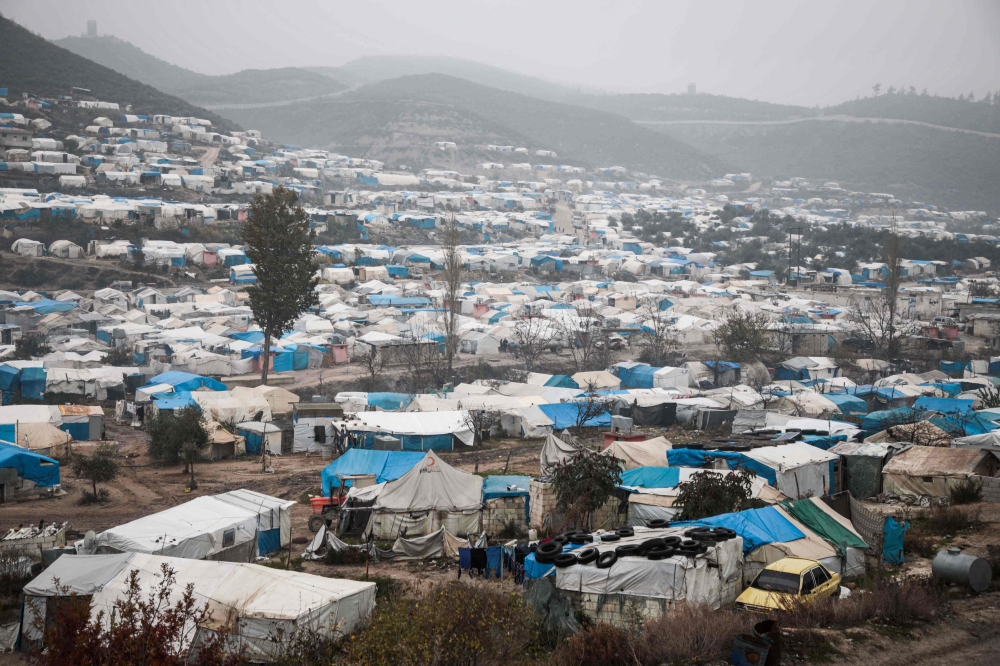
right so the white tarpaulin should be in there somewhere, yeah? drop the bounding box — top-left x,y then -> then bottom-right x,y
742,442 -> 838,499
540,432 -> 579,476
555,527 -> 743,608
21,552 -> 375,661
602,436 -> 672,469
345,410 -> 474,446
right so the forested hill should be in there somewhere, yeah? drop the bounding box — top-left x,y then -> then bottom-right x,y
0,15 -> 236,129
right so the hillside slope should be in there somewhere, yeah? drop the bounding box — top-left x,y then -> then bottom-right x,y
579,92 -> 816,123
0,16 -> 235,129
311,55 -> 595,103
825,94 -> 1000,135
55,35 -> 345,106
658,120 -> 1000,212
225,74 -> 726,178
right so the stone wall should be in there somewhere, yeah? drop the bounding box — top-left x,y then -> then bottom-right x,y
529,479 -> 626,534
563,576 -> 742,627
970,475 -> 1000,503
482,496 -> 528,535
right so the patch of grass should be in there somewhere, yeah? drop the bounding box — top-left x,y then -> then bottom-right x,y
260,554 -> 304,571
497,519 -> 527,540
925,505 -> 981,535
843,630 -> 870,644
778,576 -> 939,630
324,547 -> 368,566
788,629 -> 839,663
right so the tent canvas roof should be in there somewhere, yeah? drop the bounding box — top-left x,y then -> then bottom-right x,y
375,450 -> 483,513
882,446 -> 990,478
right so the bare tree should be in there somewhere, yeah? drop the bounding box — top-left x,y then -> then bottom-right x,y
847,223 -> 918,360
463,408 -> 503,447
397,326 -> 448,392
563,313 -> 614,373
510,314 -> 552,372
637,305 -> 679,366
441,216 -> 463,373
357,343 -> 386,391
713,309 -> 773,364
570,392 -> 614,433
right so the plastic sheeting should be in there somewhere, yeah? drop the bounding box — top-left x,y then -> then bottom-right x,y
619,466 -> 680,489
667,448 -> 778,486
602,436 -> 672,469
0,443 -> 59,487
144,371 -> 226,393
321,449 -> 425,496
677,506 -> 805,554
883,517 -> 908,564
540,432 -> 579,476
538,402 -> 611,429
782,498 -> 866,552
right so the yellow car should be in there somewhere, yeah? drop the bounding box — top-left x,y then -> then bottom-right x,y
735,557 -> 841,613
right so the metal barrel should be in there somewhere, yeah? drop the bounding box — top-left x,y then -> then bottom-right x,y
932,547 -> 992,592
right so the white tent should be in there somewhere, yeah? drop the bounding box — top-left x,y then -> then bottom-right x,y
572,370 -> 620,390
540,431 -> 579,476
11,238 -> 44,257
602,436 -> 672,470
367,450 -> 484,539
48,240 -> 83,258
653,366 -> 692,389
742,442 -> 839,499
232,385 -> 300,415
81,490 -> 294,560
21,553 -> 375,661
346,410 -> 474,448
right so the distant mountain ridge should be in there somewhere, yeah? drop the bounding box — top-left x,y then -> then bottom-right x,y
55,35 -> 346,107
0,15 -> 235,129
222,73 -> 728,179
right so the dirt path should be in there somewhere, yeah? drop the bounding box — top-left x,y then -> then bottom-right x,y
636,114 -> 1000,139
198,146 -> 220,167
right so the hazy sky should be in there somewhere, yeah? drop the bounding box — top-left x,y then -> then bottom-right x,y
3,0 -> 998,106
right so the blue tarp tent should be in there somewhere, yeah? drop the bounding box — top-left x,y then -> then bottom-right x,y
483,475 -> 531,522
673,506 -> 805,554
823,392 -> 867,416
230,331 -> 265,344
921,382 -> 962,397
617,365 -> 657,389
800,434 -> 847,451
913,396 -> 974,414
20,367 -> 46,400
538,402 -> 611,429
544,375 -> 580,389
0,442 -> 59,487
366,393 -> 414,411
145,371 -> 227,393
940,360 -> 970,376
666,448 -> 777,485
151,391 -> 198,412
12,299 -> 75,315
0,365 -> 21,392
619,466 -> 680,489
861,407 -> 921,432
320,449 -> 425,495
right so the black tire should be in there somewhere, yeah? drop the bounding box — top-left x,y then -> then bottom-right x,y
646,546 -> 675,560
569,534 -> 593,545
575,547 -> 600,565
615,544 -> 641,557
307,515 -> 325,533
600,533 -> 621,543
639,538 -> 666,555
553,553 -> 578,568
648,518 -> 670,528
615,527 -> 634,537
662,536 -> 682,548
679,539 -> 701,550
596,551 -> 618,569
536,541 -> 562,559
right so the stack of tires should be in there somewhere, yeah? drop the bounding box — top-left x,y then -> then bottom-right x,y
532,526 -> 738,570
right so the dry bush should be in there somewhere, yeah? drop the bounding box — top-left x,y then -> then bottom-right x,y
950,479 -> 983,504
551,605 -> 753,666
778,576 -> 938,629
632,605 -> 755,665
550,622 -> 633,666
926,505 -> 981,535
345,581 -> 542,666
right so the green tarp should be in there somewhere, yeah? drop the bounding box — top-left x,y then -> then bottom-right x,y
782,498 -> 867,554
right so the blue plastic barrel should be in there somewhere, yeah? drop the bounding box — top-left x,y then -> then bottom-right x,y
730,633 -> 770,666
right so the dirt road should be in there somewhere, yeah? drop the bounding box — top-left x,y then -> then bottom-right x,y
636,114 -> 1000,139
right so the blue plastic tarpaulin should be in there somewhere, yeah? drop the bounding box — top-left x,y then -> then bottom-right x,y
940,360 -> 970,375
674,506 -> 805,554
822,392 -> 867,415
544,375 -> 580,389
367,393 -> 415,411
0,365 -> 20,392
20,367 -> 46,400
0,442 -> 59,487
12,299 -> 75,315
617,365 -> 657,389
320,449 -> 425,495
861,407 -> 921,432
619,466 -> 680,489
913,396 -> 974,414
538,402 -> 611,429
882,517 -> 908,564
151,391 -> 197,411
145,371 -> 226,393
230,331 -> 265,343
666,448 -> 778,486
800,434 -> 847,451
257,528 -> 281,556
921,382 -> 962,398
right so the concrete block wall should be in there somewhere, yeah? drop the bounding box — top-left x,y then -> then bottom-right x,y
482,497 -> 528,534
970,475 -> 1000,503
565,591 -> 676,626
529,480 -> 625,534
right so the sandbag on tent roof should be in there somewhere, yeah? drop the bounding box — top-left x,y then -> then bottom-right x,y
538,402 -> 611,430
144,371 -> 226,393
346,410 -> 474,450
602,435 -> 672,469
21,553 -> 375,662
321,449 -> 425,495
